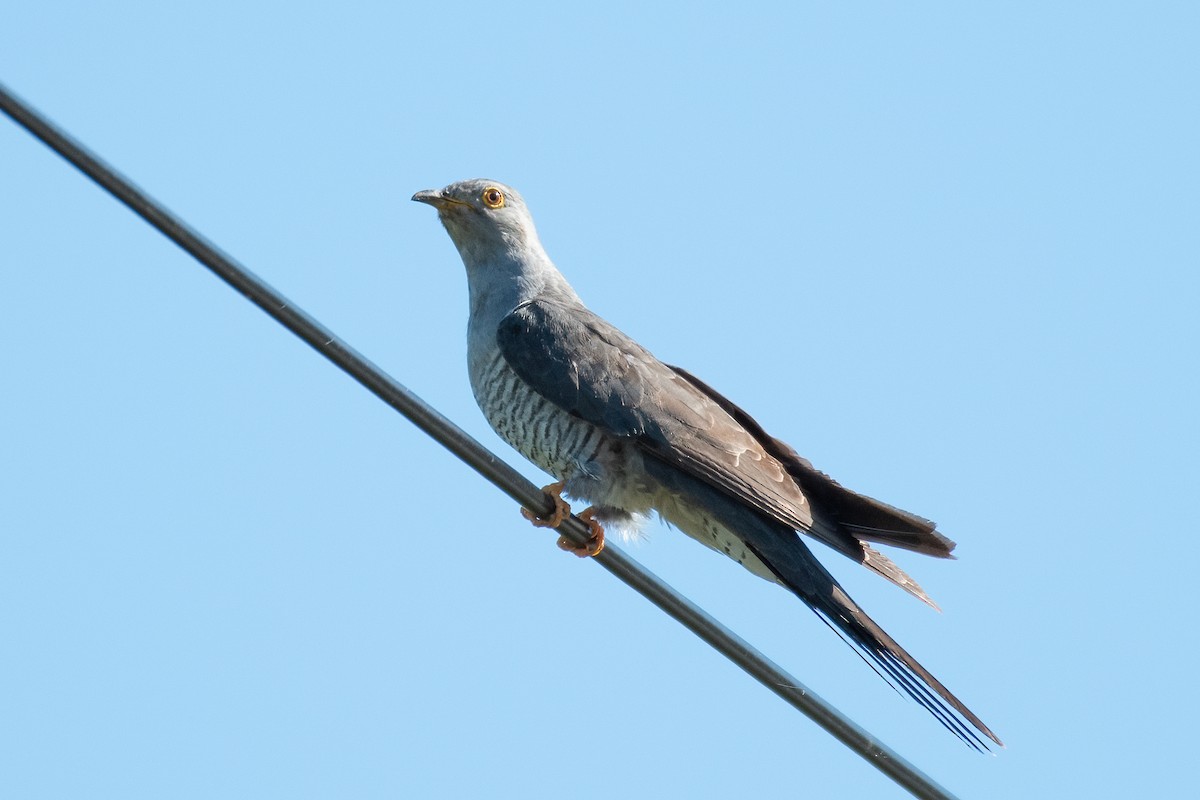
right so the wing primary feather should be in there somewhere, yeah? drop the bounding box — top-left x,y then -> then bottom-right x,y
666,365 -> 957,559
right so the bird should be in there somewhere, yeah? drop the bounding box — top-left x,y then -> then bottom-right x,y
413,178 -> 1001,750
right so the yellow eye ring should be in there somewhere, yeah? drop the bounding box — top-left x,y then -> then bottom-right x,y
481,187 -> 505,209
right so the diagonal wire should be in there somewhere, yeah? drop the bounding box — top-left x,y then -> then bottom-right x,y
1,80 -> 964,800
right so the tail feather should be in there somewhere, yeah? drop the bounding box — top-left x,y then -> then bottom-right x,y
744,524 -> 1002,749
639,415 -> 1001,749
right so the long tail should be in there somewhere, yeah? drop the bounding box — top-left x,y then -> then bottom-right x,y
645,455 -> 1002,749
744,514 -> 1002,749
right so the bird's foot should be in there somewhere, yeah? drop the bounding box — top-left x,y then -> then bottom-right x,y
557,506 -> 606,558
521,481 -> 570,529
520,483 -> 605,558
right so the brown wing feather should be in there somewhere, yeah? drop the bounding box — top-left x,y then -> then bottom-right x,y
667,365 -> 956,559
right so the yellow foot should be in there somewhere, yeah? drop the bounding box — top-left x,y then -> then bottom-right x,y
521,481 -> 570,528
557,506 -> 606,558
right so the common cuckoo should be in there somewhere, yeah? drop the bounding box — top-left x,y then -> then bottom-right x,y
413,178 -> 1000,749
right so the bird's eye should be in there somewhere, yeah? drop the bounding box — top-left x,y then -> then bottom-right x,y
481,187 -> 505,209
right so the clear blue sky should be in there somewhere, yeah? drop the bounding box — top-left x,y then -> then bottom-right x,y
2,3 -> 1196,797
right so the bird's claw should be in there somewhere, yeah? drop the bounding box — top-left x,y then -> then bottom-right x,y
521,481 -> 570,528
557,507 -> 606,558
521,482 -> 605,558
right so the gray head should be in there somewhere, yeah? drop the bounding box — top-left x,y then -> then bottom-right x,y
412,178 -> 580,328
413,179 -> 580,325
411,179 -> 546,271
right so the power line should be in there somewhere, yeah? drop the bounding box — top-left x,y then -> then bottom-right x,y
1,80 -> 966,800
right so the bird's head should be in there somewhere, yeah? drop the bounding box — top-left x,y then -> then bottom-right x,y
413,179 -> 580,319
412,179 -> 541,269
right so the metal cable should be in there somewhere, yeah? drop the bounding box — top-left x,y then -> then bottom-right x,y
1,80 -> 964,800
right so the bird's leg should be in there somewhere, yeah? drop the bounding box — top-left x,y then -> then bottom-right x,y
556,506 -> 605,558
521,481 -> 571,529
